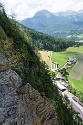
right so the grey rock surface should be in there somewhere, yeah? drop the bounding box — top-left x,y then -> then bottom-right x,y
0,54 -> 8,72
0,55 -> 58,125
0,69 -> 22,88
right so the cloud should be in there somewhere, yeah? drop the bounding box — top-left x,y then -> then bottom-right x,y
1,0 -> 83,20
71,1 -> 83,11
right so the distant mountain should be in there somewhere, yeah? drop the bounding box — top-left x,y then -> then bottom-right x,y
20,9 -> 83,41
20,9 -> 56,31
55,10 -> 77,17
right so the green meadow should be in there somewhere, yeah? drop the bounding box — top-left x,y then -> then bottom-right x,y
51,52 -> 68,68
51,46 -> 83,92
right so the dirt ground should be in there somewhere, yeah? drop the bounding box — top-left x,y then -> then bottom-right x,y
39,51 -> 52,69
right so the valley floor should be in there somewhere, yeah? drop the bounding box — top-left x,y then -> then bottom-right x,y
52,46 -> 83,92
60,90 -> 83,120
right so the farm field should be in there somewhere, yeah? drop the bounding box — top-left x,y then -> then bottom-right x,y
51,52 -> 68,68
52,46 -> 83,68
68,77 -> 83,92
70,55 -> 83,80
51,46 -> 83,68
66,46 -> 83,55
66,34 -> 83,42
52,46 -> 83,92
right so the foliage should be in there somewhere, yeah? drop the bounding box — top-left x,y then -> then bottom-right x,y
0,4 -> 53,99
22,26 -> 76,52
68,85 -> 83,103
59,68 -> 69,81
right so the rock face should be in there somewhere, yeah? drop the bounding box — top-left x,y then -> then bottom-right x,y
0,54 -> 9,72
0,55 -> 58,125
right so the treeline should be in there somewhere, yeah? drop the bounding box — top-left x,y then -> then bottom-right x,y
68,85 -> 83,103
23,27 -> 77,51
0,4 -> 83,125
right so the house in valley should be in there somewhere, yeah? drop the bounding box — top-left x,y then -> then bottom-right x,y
51,62 -> 58,72
67,57 -> 76,66
56,83 -> 66,92
61,82 -> 69,88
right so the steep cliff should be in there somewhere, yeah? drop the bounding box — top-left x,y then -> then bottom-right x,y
0,54 -> 58,125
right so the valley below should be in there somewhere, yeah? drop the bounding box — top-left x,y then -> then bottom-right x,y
52,46 -> 83,92
39,46 -> 83,120
39,46 -> 83,92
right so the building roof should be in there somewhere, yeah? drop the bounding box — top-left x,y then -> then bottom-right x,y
68,57 -> 76,62
67,61 -> 72,65
61,82 -> 69,87
56,73 -> 63,79
52,62 -> 58,64
56,83 -> 66,91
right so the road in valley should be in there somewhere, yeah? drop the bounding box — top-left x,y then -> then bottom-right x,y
63,90 -> 83,120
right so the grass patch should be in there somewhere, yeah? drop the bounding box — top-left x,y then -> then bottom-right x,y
70,55 -> 83,80
51,52 -> 68,68
79,40 -> 83,42
66,46 -> 83,55
52,46 -> 83,68
77,34 -> 83,38
68,77 -> 83,93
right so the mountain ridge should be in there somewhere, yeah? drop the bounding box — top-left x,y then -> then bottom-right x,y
20,9 -> 83,41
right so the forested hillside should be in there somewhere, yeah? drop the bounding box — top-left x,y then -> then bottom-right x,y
0,4 -> 82,125
0,4 -> 54,98
22,26 -> 76,52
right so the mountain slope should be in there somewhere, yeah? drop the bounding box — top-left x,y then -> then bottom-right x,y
20,9 -> 83,41
21,10 -> 56,32
25,27 -> 76,51
0,5 -> 55,99
0,4 -> 82,125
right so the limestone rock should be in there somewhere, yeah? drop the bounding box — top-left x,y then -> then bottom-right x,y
0,69 -> 22,88
0,70 -> 21,125
17,84 -> 58,125
0,54 -> 8,72
0,55 -> 58,125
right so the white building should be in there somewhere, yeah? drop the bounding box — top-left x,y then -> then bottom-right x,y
51,62 -> 58,72
56,83 -> 66,91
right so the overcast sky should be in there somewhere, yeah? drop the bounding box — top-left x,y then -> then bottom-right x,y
1,0 -> 83,20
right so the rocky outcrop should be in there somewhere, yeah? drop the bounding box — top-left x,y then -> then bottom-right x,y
17,83 -> 58,125
0,55 -> 58,125
0,54 -> 9,72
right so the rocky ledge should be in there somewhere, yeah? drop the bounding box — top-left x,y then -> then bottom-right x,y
0,54 -> 58,125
